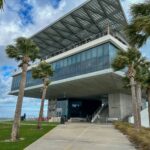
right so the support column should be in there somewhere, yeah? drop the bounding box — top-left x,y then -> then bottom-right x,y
108,93 -> 132,119
47,99 -> 57,119
108,94 -> 121,119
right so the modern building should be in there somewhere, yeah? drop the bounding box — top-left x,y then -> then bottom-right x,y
10,0 -> 139,122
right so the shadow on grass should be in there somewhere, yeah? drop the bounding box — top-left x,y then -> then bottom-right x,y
0,122 -> 57,150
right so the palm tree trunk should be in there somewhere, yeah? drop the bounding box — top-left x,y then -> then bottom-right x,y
11,63 -> 28,141
136,83 -> 142,108
135,83 -> 142,127
147,88 -> 150,126
37,85 -> 47,129
130,77 -> 140,129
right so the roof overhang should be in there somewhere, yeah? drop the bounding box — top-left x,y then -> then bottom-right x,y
10,69 -> 130,99
31,0 -> 127,58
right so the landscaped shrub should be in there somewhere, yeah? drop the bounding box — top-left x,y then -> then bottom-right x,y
114,121 -> 150,150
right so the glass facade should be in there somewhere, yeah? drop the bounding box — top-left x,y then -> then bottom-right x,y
56,100 -> 68,117
55,97 -> 107,119
11,42 -> 117,91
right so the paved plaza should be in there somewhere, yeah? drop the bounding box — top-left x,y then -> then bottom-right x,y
25,123 -> 136,150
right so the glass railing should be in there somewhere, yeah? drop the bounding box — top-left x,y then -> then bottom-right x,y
42,30 -> 127,60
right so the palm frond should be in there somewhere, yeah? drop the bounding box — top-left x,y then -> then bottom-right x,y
5,45 -> 20,59
15,37 -> 40,61
0,0 -> 4,9
126,22 -> 149,48
112,55 -> 128,71
5,37 -> 40,67
126,1 -> 150,47
32,61 -> 53,83
134,58 -> 150,89
131,0 -> 150,17
122,77 -> 130,89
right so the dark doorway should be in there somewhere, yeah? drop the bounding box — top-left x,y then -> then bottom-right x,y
68,99 -> 102,118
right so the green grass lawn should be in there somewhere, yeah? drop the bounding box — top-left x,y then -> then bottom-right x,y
1,120 -> 58,126
0,121 -> 57,150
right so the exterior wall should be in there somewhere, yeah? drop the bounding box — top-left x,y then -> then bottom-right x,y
141,98 -> 147,110
108,94 -> 121,118
11,42 -> 117,92
129,103 -> 149,127
108,93 -> 132,119
120,94 -> 132,119
56,100 -> 68,117
47,99 -> 57,118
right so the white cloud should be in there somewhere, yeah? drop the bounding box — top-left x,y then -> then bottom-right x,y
0,70 -> 48,118
0,0 -> 150,118
0,0 -> 87,46
0,75 -> 12,99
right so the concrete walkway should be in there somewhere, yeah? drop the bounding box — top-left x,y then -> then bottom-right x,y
25,123 -> 136,150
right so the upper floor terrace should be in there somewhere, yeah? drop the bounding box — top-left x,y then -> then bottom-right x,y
11,34 -> 127,92
12,0 -> 128,76
31,0 -> 127,59
10,0 -> 128,96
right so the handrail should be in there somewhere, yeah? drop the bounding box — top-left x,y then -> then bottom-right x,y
91,103 -> 107,123
91,106 -> 102,122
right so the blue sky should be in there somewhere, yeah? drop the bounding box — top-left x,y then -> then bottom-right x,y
0,0 -> 149,118
18,0 -> 34,26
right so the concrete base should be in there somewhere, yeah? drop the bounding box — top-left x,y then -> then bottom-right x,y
108,93 -> 132,119
48,117 -> 60,123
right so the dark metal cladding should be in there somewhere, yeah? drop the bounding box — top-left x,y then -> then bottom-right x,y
31,0 -> 127,59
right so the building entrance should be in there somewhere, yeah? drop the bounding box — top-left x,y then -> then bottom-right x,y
68,99 -> 102,119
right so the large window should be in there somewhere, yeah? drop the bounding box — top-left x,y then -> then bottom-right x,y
11,42 -> 117,91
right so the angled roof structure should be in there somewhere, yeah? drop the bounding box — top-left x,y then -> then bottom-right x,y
32,0 -> 127,58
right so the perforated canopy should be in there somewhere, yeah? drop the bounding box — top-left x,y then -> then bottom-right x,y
32,0 -> 127,58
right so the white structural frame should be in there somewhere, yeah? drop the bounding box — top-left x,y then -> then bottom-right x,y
11,34 -> 127,94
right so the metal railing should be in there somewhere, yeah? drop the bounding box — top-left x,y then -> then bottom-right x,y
12,29 -> 127,76
44,29 -> 127,59
91,103 -> 108,123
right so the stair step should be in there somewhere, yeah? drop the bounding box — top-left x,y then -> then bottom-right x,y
68,118 -> 86,122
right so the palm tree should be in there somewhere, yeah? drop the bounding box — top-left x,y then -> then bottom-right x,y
32,61 -> 53,129
134,63 -> 148,126
138,62 -> 150,126
144,73 -> 150,126
126,1 -> 150,48
0,0 -> 4,9
112,47 -> 145,129
124,55 -> 150,127
122,76 -> 142,124
6,37 -> 40,141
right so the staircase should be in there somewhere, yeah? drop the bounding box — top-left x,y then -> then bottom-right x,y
91,102 -> 108,123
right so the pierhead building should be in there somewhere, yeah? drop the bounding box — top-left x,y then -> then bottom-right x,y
10,0 -> 139,122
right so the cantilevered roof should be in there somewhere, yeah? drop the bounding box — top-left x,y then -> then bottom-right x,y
32,0 -> 127,58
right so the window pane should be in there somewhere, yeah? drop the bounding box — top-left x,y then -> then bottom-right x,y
109,43 -> 117,62
52,63 -> 56,70
92,47 -> 97,58
77,53 -> 80,63
87,50 -> 91,59
81,52 -> 86,61
64,58 -> 67,67
97,45 -> 103,57
103,43 -> 109,56
68,57 -> 71,65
